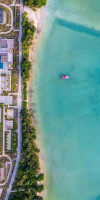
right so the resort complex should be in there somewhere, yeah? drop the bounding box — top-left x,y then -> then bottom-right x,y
0,1 -> 21,199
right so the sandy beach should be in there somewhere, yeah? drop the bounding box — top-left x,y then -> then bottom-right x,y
24,6 -> 45,115
24,6 -> 47,198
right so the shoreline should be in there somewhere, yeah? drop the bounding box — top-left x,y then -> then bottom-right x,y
27,6 -> 44,114
26,6 -> 47,198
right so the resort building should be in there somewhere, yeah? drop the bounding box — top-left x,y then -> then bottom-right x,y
6,120 -> 13,130
0,38 -> 14,70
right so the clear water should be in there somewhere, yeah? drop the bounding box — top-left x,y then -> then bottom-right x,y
33,1 -> 100,200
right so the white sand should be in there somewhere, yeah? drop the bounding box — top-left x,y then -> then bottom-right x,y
25,6 -> 47,198
24,6 -> 42,28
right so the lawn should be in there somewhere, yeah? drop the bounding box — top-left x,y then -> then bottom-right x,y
12,70 -> 18,92
0,24 -> 11,33
11,131 -> 17,152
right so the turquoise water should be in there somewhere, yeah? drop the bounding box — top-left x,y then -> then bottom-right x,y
33,1 -> 100,200
0,55 -> 3,69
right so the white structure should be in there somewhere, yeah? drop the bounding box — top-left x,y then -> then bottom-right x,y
0,39 -> 14,70
6,120 -> 13,130
7,109 -> 14,119
6,131 -> 11,151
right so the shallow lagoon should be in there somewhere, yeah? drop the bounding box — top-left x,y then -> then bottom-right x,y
33,1 -> 100,200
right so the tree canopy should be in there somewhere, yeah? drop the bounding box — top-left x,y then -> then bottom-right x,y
9,11 -> 44,200
21,12 -> 36,81
23,0 -> 46,8
9,108 -> 44,200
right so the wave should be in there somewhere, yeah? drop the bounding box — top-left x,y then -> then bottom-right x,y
55,17 -> 100,38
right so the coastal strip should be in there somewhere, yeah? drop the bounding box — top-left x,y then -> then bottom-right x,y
8,1 -> 46,200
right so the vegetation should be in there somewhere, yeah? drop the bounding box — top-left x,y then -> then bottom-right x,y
23,0 -> 46,9
36,173 -> 44,181
1,73 -> 6,77
23,81 -> 27,101
0,104 -> 3,154
9,109 -> 44,200
11,131 -> 17,152
9,11 -> 44,200
21,12 -> 36,81
12,70 -> 18,92
13,121 -> 18,131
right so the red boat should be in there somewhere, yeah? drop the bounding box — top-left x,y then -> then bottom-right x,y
62,75 -> 70,79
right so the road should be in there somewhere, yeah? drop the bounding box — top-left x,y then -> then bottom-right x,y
5,0 -> 23,199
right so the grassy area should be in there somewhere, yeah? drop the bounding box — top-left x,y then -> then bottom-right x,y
5,131 -> 9,151
0,24 -> 11,33
11,131 -> 17,152
12,6 -> 15,27
0,104 -> 3,154
13,34 -> 19,69
12,70 -> 18,92
0,30 -> 15,37
23,82 -> 27,101
5,131 -> 17,153
6,12 -> 11,24
0,5 -> 11,32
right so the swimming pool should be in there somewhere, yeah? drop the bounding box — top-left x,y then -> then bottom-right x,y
0,55 -> 4,69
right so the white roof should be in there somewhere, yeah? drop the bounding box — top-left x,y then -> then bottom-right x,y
8,53 -> 13,63
7,109 -> 14,119
0,48 -> 9,53
7,39 -> 14,48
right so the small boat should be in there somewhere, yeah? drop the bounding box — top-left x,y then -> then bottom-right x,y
62,75 -> 70,79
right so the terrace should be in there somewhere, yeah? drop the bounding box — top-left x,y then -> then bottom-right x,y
1,72 -> 11,93
7,109 -> 14,119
